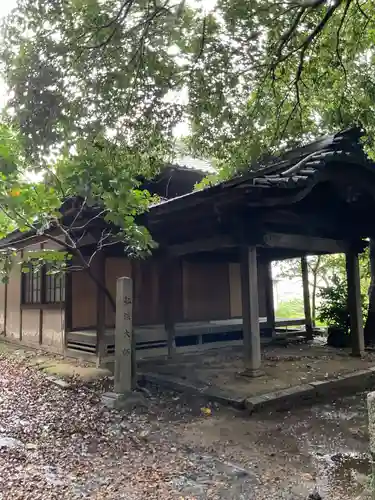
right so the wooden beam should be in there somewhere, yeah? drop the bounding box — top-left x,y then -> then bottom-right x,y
240,246 -> 262,376
264,260 -> 275,337
167,235 -> 236,257
262,232 -> 349,254
346,250 -> 365,356
301,256 -> 313,340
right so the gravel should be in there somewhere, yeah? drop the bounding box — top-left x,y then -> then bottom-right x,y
0,353 -> 256,499
0,351 -> 371,500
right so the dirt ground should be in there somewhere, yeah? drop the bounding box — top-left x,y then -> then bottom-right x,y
140,340 -> 375,398
0,343 -> 373,500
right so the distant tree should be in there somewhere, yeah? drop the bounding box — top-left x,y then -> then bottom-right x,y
278,251 -> 370,326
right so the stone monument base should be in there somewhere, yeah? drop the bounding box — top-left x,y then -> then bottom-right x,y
101,391 -> 147,411
238,368 -> 264,378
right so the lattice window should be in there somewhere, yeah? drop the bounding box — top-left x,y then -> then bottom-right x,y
45,266 -> 65,304
22,265 -> 65,305
22,267 -> 42,304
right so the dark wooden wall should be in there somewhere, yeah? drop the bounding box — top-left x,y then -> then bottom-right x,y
71,254 -> 269,329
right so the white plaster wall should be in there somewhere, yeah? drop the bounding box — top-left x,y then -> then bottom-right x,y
42,309 -> 64,350
22,309 -> 40,344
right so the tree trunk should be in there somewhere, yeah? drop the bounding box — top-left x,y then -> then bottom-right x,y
86,265 -> 116,311
364,238 -> 375,346
312,272 -> 317,326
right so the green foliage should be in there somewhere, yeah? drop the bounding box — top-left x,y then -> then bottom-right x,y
318,274 -> 368,332
277,251 -> 371,324
276,299 -> 304,320
317,275 -> 350,332
0,122 -> 160,285
0,249 -> 16,284
54,135 -> 162,254
187,0 -> 375,172
0,0 -> 194,162
1,1 -> 375,174
1,0 -> 374,311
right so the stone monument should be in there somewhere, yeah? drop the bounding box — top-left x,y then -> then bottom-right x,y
102,277 -> 145,410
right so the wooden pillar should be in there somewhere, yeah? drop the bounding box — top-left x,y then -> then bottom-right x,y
301,256 -> 313,340
64,271 -> 72,352
240,246 -> 262,376
3,280 -> 7,337
346,250 -> 364,356
96,252 -> 106,366
264,260 -> 276,338
161,258 -> 176,358
114,276 -> 133,393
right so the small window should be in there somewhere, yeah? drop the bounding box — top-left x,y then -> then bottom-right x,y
22,267 -> 42,304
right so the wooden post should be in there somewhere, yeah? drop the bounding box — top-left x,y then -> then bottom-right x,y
264,260 -> 276,338
301,256 -> 313,340
114,277 -> 133,394
96,252 -> 106,366
161,258 -> 176,358
346,250 -> 364,356
240,246 -> 262,376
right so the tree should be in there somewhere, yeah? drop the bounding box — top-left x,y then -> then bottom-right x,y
0,123 -> 160,312
188,0 -> 375,170
278,251 -> 370,328
3,2 -> 374,167
2,2 -> 374,166
277,255 -> 328,325
1,0 -> 375,343
0,0 -> 196,163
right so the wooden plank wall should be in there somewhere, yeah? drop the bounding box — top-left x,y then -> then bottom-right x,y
182,261 -> 230,321
133,259 -> 164,325
105,257 -> 132,327
71,258 -> 99,329
229,261 -> 267,318
98,256 -> 269,327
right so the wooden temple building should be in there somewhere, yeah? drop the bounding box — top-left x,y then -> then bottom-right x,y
0,127 -> 374,374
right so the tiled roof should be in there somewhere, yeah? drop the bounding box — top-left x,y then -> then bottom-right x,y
150,127 -> 373,215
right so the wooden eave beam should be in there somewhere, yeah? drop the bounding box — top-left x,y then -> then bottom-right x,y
166,235 -> 236,257
260,232 -> 352,254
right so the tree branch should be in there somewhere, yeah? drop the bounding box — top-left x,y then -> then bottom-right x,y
81,0 -> 135,50
274,0 -> 343,67
68,196 -> 87,230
